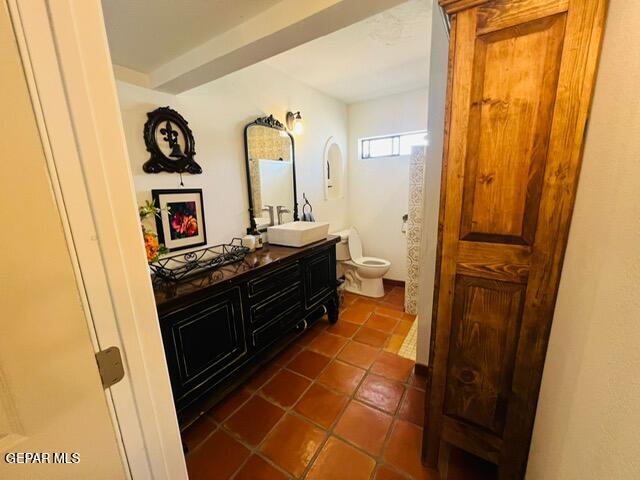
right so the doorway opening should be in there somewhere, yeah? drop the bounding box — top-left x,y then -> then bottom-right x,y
96,0 -> 497,478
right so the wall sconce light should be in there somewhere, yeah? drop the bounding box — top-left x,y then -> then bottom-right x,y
286,111 -> 304,135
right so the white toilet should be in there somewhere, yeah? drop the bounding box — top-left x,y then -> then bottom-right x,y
334,228 -> 391,298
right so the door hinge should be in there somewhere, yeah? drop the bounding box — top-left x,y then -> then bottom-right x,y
95,346 -> 125,389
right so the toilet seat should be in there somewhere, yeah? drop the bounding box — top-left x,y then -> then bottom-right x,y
351,256 -> 391,267
346,256 -> 391,280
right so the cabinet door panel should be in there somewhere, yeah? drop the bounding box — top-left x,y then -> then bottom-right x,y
161,286 -> 246,403
426,1 -> 607,478
460,15 -> 565,245
304,250 -> 334,308
444,276 -> 524,435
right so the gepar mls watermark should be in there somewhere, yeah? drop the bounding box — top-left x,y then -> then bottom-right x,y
5,452 -> 80,464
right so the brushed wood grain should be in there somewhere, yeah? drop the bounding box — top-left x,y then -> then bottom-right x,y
498,1 -> 609,477
425,1 -> 608,478
460,15 -> 566,246
440,0 -> 490,15
457,241 -> 530,283
477,0 -> 569,35
444,276 -> 525,434
441,416 -> 502,464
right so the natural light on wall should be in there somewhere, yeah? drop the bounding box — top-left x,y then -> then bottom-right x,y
360,131 -> 428,159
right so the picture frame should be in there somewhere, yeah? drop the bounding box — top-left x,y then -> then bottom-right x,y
151,189 -> 207,251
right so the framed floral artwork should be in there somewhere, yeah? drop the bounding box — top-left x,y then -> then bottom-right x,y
152,189 -> 207,251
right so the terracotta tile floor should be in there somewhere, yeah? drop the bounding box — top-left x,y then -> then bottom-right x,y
183,285 -> 497,480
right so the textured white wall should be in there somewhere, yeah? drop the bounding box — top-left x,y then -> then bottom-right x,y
257,160 -> 295,224
347,88 -> 429,281
416,2 -> 446,365
527,2 -> 640,478
116,61 -> 349,247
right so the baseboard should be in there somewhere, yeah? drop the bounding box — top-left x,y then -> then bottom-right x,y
383,278 -> 405,288
414,363 -> 429,377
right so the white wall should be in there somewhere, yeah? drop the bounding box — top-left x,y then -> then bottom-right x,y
116,61 -> 349,247
527,2 -> 640,478
347,88 -> 429,281
258,159 -> 295,223
416,2 -> 446,365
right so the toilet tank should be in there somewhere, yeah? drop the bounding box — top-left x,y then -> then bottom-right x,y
333,229 -> 351,261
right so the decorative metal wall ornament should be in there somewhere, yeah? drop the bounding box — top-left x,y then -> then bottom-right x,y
143,107 -> 202,174
254,114 -> 286,130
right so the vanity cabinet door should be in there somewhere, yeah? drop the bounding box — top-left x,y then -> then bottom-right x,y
160,286 -> 246,407
303,248 -> 336,309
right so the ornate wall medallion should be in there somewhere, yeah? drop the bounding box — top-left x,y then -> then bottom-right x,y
143,107 -> 202,174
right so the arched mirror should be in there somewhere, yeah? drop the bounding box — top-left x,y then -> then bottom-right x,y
324,137 -> 344,200
244,115 -> 298,232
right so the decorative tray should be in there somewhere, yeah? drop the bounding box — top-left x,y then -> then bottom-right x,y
149,239 -> 249,284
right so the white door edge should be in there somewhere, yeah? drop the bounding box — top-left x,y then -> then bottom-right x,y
6,1 -> 188,479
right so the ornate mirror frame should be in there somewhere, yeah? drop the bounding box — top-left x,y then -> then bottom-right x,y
143,106 -> 202,174
243,115 -> 299,233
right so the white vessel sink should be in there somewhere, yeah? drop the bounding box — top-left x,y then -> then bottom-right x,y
267,221 -> 330,247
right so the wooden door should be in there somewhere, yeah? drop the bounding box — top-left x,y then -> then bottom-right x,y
424,1 -> 607,478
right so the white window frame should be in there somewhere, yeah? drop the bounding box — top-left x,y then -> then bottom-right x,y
360,130 -> 428,159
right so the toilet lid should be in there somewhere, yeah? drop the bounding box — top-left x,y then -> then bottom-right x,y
347,227 -> 363,260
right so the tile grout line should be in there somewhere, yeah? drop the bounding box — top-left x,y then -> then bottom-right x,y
296,310 -> 418,480
185,289 -> 424,479
297,323 -> 375,479
226,331 -> 333,479
224,319 -> 366,480
202,305 -> 414,442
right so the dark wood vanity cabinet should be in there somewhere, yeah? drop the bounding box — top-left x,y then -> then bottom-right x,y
160,286 -> 247,403
303,248 -> 334,309
154,238 -> 339,422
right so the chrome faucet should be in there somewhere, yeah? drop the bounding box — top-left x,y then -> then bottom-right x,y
276,205 -> 290,225
262,205 -> 275,226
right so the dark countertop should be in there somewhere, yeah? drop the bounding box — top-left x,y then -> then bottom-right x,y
153,235 -> 340,310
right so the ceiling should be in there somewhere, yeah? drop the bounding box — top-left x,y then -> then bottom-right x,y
102,0 -> 282,71
265,0 -> 431,103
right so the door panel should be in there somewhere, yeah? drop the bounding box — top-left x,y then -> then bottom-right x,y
444,276 -> 524,435
0,2 -> 126,477
425,1 -> 607,478
460,15 -> 566,245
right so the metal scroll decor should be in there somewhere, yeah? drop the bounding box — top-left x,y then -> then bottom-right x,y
149,239 -> 249,284
143,106 -> 202,174
254,114 -> 286,130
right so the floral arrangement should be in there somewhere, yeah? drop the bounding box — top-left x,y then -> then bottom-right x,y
168,201 -> 199,239
139,200 -> 169,263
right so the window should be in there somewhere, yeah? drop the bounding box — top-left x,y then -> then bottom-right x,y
360,131 -> 428,159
